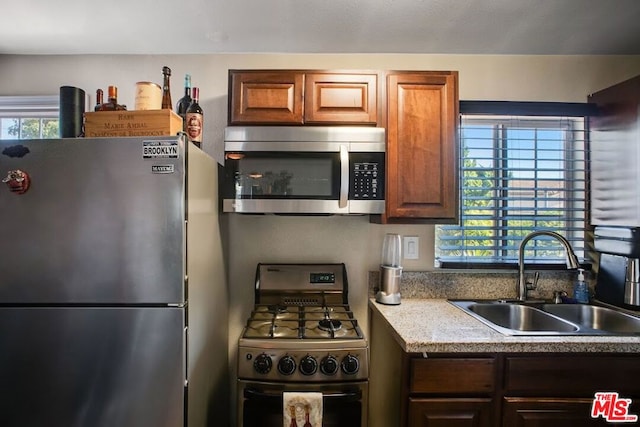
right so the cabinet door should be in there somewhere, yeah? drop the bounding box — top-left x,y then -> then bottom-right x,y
505,355 -> 640,397
386,71 -> 459,222
410,358 -> 495,394
503,398 -> 606,427
229,71 -> 304,124
408,398 -> 493,427
304,73 -> 378,124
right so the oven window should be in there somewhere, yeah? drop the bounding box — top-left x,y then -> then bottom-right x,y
242,388 -> 362,427
225,153 -> 340,199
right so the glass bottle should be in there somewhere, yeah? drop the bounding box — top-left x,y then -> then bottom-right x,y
161,66 -> 172,110
303,405 -> 312,427
175,73 -> 192,129
95,86 -> 126,111
94,89 -> 103,111
288,406 -> 298,427
185,87 -> 203,147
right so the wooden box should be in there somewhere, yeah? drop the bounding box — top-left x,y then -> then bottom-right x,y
83,110 -> 183,138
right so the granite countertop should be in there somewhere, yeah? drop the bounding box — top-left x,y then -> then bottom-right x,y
369,298 -> 640,354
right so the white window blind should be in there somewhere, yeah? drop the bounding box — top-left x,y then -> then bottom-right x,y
0,95 -> 59,139
436,110 -> 588,267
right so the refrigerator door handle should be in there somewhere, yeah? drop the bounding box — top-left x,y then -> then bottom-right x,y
183,325 -> 188,386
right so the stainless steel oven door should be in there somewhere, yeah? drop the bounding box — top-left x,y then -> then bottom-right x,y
237,380 -> 368,427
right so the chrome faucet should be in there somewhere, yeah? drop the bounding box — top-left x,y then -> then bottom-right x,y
517,230 -> 580,301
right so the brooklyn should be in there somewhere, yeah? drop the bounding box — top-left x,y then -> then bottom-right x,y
143,145 -> 178,156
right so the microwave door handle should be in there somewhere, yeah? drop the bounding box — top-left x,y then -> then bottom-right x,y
339,145 -> 349,209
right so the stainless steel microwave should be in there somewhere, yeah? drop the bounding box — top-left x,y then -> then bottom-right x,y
222,126 -> 385,214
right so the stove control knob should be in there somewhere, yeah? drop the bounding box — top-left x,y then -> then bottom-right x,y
278,355 -> 297,376
254,353 -> 273,375
320,355 -> 339,376
341,354 -> 360,375
299,355 -> 318,376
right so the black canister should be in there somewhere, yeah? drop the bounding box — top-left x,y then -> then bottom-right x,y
59,86 -> 86,138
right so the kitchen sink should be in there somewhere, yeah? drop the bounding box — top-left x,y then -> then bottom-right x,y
449,300 -> 640,336
469,303 -> 578,334
541,304 -> 640,334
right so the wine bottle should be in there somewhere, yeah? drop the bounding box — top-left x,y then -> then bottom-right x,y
96,86 -> 127,111
161,66 -> 172,110
175,73 -> 192,130
289,406 -> 298,427
94,89 -> 103,111
303,405 -> 312,427
185,87 -> 203,148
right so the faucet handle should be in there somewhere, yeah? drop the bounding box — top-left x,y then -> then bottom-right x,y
526,271 -> 540,290
553,291 -> 568,304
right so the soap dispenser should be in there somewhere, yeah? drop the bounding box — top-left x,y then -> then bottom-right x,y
573,268 -> 589,303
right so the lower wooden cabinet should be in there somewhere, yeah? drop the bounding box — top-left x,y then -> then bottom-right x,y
404,356 -> 496,426
502,398 -> 604,427
504,355 -> 640,396
410,358 -> 495,394
408,398 -> 494,427
401,353 -> 640,427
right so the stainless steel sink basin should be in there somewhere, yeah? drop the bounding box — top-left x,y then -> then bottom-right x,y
451,300 -> 578,335
449,300 -> 640,336
469,303 -> 578,333
542,304 -> 640,334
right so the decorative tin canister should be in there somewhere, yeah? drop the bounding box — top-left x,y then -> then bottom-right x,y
134,81 -> 162,110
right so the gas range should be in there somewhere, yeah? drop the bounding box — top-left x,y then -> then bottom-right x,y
243,304 -> 363,340
237,263 -> 368,383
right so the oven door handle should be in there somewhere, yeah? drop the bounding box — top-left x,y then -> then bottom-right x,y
244,387 -> 362,402
339,144 -> 349,209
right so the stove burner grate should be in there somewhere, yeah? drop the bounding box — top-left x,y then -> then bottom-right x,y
243,304 -> 364,340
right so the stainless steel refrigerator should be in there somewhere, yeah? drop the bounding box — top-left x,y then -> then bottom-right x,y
0,135 -> 228,427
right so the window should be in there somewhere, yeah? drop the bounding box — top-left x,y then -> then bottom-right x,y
0,96 -> 59,139
435,102 -> 591,268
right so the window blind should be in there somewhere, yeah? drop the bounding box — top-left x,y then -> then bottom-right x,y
0,95 -> 59,139
0,96 -> 58,117
436,113 -> 588,267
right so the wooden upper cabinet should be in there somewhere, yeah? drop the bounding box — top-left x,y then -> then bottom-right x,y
385,71 -> 459,223
304,73 -> 377,124
228,70 -> 378,125
229,71 -> 304,124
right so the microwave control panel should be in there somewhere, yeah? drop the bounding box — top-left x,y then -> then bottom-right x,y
350,154 -> 384,200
